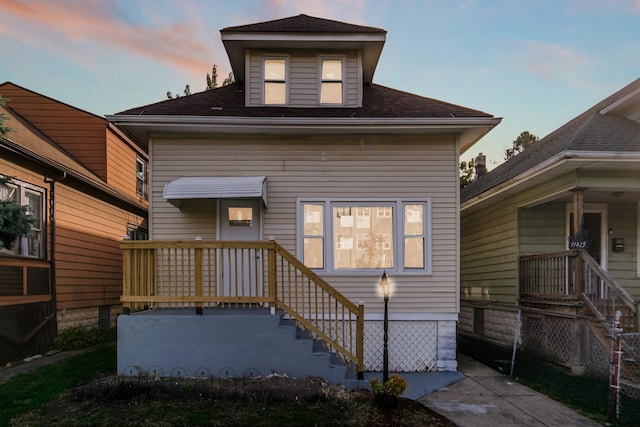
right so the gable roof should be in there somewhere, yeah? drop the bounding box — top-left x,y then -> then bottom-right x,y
220,14 -> 386,83
461,77 -> 640,204
221,14 -> 386,34
1,104 -> 146,215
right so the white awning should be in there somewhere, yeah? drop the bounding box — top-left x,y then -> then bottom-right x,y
163,176 -> 267,208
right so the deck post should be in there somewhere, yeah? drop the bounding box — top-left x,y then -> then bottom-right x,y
194,247 -> 203,314
356,302 -> 365,379
572,189 -> 585,295
268,242 -> 277,306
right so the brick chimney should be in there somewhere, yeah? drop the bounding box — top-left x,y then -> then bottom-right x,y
474,153 -> 487,179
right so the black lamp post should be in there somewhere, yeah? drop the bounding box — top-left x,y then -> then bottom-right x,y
380,271 -> 390,383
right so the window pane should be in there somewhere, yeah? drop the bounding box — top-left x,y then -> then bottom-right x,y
25,192 -> 42,258
304,204 -> 323,235
333,205 -> 393,269
265,82 -> 286,104
304,237 -> 324,269
322,60 -> 342,80
321,82 -> 342,104
404,237 -> 424,268
404,204 -> 423,235
228,207 -> 252,226
265,59 -> 285,80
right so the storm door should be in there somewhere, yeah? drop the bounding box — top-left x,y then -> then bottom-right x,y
219,199 -> 262,300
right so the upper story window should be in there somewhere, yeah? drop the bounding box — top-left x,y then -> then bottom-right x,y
320,58 -> 344,104
263,57 -> 287,105
0,178 -> 45,258
136,157 -> 147,198
299,199 -> 431,273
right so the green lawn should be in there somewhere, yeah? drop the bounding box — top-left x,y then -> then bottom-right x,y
0,344 -> 116,427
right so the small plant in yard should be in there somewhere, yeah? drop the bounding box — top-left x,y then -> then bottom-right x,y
54,326 -> 116,351
370,373 -> 407,397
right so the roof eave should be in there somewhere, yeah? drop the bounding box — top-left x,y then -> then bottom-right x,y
107,115 -> 500,148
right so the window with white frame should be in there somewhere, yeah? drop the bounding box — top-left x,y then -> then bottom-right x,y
319,58 -> 343,104
263,57 -> 287,105
136,157 -> 147,198
300,200 -> 430,273
0,177 -> 45,258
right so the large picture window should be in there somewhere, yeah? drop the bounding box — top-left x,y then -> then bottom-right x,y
0,178 -> 45,258
299,200 -> 430,273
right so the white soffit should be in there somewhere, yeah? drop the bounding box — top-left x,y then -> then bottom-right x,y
163,176 -> 267,207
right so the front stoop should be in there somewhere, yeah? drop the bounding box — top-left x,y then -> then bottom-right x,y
118,308 -> 359,385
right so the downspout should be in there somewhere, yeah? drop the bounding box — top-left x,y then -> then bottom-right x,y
44,171 -> 67,334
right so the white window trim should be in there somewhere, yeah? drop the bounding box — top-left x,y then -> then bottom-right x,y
136,157 -> 147,198
317,55 -> 346,106
297,198 -> 432,275
262,55 -> 289,105
0,176 -> 46,258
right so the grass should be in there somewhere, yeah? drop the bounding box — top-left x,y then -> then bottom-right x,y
0,344 -> 116,427
1,343 -> 452,427
458,336 -> 640,426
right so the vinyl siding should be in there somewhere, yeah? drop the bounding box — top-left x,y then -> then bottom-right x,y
106,129 -> 148,204
150,134 -> 459,315
608,203 -> 639,299
55,184 -> 145,309
247,49 -> 360,107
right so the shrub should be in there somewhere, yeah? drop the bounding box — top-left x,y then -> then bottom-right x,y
54,327 -> 116,351
369,373 -> 407,397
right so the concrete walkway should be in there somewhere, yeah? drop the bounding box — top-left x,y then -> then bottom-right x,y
418,354 -> 602,426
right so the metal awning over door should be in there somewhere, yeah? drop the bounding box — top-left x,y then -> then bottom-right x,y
163,176 -> 267,208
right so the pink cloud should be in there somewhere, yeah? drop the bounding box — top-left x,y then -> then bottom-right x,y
517,41 -> 591,84
1,0 -> 223,76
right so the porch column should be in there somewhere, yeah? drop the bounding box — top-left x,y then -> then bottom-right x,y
572,189 -> 585,295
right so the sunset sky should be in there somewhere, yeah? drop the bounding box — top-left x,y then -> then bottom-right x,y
1,0 -> 639,166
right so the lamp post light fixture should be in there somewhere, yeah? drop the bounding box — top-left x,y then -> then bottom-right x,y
380,270 -> 390,383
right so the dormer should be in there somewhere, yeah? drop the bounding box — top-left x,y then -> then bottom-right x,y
221,14 -> 386,108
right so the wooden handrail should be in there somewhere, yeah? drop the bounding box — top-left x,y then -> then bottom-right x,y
520,249 -> 637,332
120,240 -> 364,376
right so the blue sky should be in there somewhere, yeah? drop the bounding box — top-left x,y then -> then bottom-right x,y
1,0 -> 639,167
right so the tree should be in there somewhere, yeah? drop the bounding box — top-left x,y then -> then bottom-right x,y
459,159 -> 475,188
0,96 -> 10,138
0,176 -> 34,251
207,64 -> 235,89
504,131 -> 539,160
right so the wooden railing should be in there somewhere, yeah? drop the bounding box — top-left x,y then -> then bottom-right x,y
520,249 -> 637,332
121,240 -> 364,375
0,256 -> 51,306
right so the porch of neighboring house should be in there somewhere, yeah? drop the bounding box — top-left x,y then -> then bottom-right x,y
518,248 -> 639,386
0,256 -> 56,365
118,240 -> 365,384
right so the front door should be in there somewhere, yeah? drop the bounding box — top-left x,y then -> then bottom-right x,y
568,206 -> 607,268
219,199 -> 262,298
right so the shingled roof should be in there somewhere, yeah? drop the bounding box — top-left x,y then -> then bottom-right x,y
461,109 -> 640,202
221,14 -> 386,34
116,82 -> 493,119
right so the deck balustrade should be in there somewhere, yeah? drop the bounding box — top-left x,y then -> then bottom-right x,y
520,249 -> 637,332
121,240 -> 364,375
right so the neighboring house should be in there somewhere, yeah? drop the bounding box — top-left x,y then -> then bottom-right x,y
460,78 -> 640,375
109,14 -> 499,378
0,82 -> 147,364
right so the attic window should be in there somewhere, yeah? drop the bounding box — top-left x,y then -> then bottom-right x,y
263,58 -> 287,105
320,58 -> 343,104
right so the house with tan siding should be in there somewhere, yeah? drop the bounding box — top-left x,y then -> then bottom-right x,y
0,83 -> 147,364
109,14 -> 499,379
460,78 -> 640,377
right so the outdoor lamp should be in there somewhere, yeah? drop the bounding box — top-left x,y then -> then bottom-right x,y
379,271 -> 390,383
